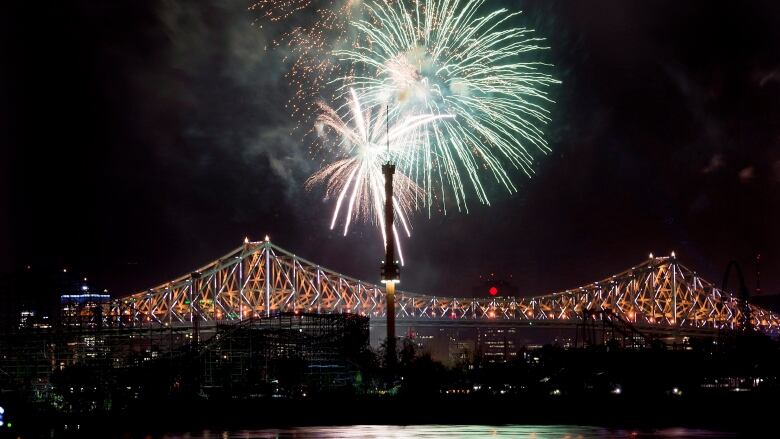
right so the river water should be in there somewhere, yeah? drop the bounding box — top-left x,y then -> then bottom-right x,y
154,425 -> 738,438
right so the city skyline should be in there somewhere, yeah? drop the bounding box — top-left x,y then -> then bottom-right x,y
2,2 -> 780,436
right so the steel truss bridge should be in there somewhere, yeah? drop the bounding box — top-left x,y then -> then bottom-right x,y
112,239 -> 780,336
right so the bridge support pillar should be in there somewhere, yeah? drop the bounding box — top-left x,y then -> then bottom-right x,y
386,280 -> 396,365
381,162 -> 399,368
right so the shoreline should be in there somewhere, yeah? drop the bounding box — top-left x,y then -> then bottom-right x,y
5,392 -> 774,436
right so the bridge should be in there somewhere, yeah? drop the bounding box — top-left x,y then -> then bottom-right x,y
111,239 -> 779,336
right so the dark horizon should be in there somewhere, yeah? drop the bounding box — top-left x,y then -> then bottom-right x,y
2,0 -> 779,303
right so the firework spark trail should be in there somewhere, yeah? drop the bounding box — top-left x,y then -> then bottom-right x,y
250,0 -> 366,127
305,88 -> 453,264
249,0 -> 315,22
334,0 -> 559,213
253,0 -> 558,257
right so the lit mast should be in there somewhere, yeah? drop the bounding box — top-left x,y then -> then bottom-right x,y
381,106 -> 400,366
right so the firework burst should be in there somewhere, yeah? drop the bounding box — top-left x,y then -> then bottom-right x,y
335,0 -> 559,211
306,88 -> 453,263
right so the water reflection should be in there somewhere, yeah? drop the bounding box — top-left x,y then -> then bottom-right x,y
161,425 -> 738,439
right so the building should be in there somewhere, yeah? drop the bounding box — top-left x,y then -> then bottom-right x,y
18,310 -> 51,330
60,285 -> 111,329
477,327 -> 521,363
199,312 -> 371,396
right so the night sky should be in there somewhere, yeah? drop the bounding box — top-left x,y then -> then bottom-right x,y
2,0 -> 779,307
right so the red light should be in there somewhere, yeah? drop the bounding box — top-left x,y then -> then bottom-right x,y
489,286 -> 498,296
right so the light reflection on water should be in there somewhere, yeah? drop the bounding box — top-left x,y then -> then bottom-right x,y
161,425 -> 738,439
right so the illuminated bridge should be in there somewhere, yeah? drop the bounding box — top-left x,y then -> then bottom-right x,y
112,239 -> 779,336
